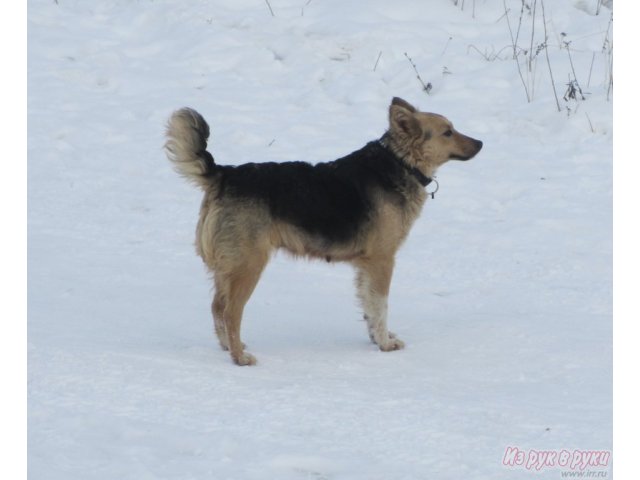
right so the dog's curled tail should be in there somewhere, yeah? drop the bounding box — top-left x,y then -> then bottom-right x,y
165,107 -> 217,189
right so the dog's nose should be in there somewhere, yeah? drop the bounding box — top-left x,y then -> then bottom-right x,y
475,139 -> 483,151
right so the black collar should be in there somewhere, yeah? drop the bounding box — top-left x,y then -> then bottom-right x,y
406,165 -> 432,187
377,139 -> 432,187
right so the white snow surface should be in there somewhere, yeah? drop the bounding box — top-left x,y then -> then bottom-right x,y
28,1 -> 612,479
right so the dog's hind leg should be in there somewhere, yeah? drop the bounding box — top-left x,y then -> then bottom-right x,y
217,253 -> 269,366
355,257 -> 405,352
211,288 -> 231,351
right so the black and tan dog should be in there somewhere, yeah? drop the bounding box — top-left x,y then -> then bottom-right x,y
165,97 -> 482,365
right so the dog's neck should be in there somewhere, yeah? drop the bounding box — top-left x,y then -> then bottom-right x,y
377,136 -> 433,187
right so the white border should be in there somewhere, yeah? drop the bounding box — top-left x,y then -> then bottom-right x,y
2,2 -> 27,480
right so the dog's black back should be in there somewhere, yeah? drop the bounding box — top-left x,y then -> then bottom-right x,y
214,142 -> 410,243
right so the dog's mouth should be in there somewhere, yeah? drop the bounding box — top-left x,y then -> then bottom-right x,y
450,153 -> 473,161
450,139 -> 483,161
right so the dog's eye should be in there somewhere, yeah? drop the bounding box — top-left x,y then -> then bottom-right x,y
443,129 -> 453,137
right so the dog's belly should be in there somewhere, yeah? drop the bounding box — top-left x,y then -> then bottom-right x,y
268,218 -> 367,261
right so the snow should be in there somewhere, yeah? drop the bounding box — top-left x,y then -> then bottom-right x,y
28,1 -> 612,479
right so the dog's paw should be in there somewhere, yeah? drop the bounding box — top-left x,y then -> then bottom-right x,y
232,352 -> 257,366
378,337 -> 405,352
369,331 -> 398,342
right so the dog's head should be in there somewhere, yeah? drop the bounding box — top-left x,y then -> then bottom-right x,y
385,97 -> 482,177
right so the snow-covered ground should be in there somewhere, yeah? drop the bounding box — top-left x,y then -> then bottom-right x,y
28,1 -> 612,478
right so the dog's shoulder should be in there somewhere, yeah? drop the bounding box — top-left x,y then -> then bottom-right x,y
327,141 -> 409,190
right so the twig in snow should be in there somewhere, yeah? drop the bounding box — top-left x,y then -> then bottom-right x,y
503,0 -> 530,102
495,9 -> 509,24
606,47 -> 613,101
561,38 -> 585,101
404,52 -> 432,94
441,37 -> 453,56
467,44 -> 493,61
467,44 -> 515,62
452,0 -> 466,11
602,12 -> 612,53
373,51 -> 382,72
301,0 -> 313,16
513,1 -> 526,58
540,0 -> 561,112
587,52 -> 596,88
602,12 -> 613,101
564,77 -> 581,103
528,0 -> 538,72
503,1 -> 517,59
264,0 -> 275,17
585,112 -> 595,133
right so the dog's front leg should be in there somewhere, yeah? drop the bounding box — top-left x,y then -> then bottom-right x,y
355,258 -> 405,351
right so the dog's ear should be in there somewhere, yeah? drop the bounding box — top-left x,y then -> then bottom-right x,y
391,97 -> 417,113
389,104 -> 421,138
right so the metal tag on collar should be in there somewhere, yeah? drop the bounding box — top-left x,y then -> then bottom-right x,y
426,178 -> 439,199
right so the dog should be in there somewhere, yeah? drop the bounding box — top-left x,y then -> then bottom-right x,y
164,97 -> 482,365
